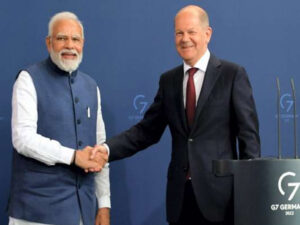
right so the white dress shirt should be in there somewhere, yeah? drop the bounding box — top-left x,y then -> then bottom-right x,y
183,49 -> 210,107
10,70 -> 111,225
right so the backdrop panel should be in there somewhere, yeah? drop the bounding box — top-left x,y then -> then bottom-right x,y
1,0 -> 300,224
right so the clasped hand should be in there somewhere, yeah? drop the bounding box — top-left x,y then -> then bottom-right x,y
74,145 -> 108,173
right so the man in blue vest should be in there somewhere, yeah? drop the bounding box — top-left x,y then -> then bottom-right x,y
8,12 -> 110,225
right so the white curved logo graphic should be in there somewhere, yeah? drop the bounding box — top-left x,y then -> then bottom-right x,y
280,93 -> 294,113
133,95 -> 148,115
278,172 -> 300,201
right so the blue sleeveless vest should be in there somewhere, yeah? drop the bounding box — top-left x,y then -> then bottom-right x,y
8,58 -> 99,225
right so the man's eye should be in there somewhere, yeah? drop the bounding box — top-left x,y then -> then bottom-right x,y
176,32 -> 183,36
72,37 -> 81,42
56,37 -> 67,41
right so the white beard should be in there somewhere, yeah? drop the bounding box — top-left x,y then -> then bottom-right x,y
50,48 -> 83,73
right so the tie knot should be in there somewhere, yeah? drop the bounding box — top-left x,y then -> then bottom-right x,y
188,68 -> 198,77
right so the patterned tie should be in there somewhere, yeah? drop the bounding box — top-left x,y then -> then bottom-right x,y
186,68 -> 198,128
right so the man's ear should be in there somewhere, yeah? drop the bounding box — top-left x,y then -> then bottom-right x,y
205,27 -> 213,44
45,36 -> 51,53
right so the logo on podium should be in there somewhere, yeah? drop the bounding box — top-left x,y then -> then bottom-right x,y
270,171 -> 300,216
278,172 -> 300,201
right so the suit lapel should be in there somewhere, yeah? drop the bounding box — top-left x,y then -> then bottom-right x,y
191,55 -> 221,133
173,65 -> 190,134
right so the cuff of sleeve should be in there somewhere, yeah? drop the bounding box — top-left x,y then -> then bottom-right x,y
59,146 -> 76,165
98,196 -> 111,209
103,143 -> 110,155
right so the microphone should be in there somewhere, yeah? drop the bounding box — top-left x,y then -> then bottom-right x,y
290,78 -> 298,159
276,77 -> 282,159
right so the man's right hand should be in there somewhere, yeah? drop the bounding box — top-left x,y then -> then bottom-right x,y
90,144 -> 108,160
74,146 -> 106,172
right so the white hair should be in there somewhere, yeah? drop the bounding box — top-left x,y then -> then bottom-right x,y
48,11 -> 84,39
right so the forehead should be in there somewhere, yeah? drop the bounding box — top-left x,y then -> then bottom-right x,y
52,19 -> 82,36
175,11 -> 201,30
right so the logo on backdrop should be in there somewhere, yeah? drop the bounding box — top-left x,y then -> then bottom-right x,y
128,94 -> 149,121
270,171 -> 300,216
276,93 -> 298,122
278,172 -> 300,201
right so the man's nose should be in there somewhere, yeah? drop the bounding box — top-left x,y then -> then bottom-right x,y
64,38 -> 74,49
182,32 -> 189,41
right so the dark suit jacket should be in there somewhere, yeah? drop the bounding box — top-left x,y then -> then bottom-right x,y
107,54 -> 260,223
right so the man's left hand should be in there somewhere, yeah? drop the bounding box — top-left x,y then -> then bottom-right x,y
95,208 -> 110,225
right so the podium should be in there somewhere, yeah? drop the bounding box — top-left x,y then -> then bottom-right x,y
213,158 -> 300,225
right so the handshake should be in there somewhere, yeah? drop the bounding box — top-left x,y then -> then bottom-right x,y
74,145 -> 108,173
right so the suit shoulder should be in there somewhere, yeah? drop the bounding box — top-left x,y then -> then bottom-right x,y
220,59 -> 242,69
160,65 -> 183,80
211,55 -> 246,77
218,57 -> 243,71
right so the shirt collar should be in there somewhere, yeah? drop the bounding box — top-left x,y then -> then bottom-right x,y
183,49 -> 210,74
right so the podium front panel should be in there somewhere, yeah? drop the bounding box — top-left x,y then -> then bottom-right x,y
213,159 -> 300,225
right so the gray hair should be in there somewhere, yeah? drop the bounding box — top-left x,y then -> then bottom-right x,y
48,11 -> 84,39
175,5 -> 210,28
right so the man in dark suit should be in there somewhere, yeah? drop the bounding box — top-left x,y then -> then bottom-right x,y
96,5 -> 260,225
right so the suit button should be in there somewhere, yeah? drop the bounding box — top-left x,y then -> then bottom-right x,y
70,78 -> 74,84
183,167 -> 188,172
78,141 -> 82,146
77,119 -> 81,124
188,138 -> 193,142
75,97 -> 79,103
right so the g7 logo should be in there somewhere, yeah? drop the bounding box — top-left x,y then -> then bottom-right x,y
133,95 -> 148,115
278,172 -> 300,201
280,94 -> 294,113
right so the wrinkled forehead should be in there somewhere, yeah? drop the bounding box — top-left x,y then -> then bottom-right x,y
175,12 -> 202,30
55,32 -> 82,39
51,19 -> 83,37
